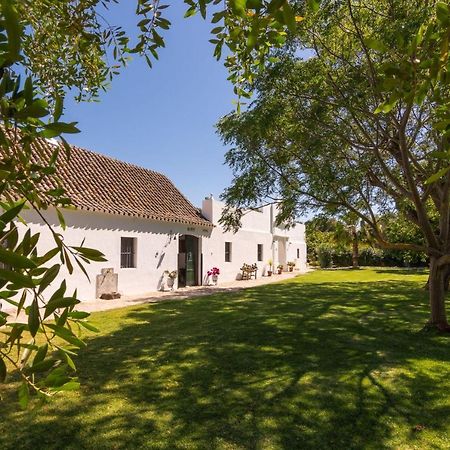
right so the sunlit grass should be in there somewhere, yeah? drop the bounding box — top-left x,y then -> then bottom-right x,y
1,268 -> 449,449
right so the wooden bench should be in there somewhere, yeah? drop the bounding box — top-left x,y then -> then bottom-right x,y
241,263 -> 257,280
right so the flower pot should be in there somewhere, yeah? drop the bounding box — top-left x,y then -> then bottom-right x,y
167,278 -> 175,290
277,269 -> 282,274
289,267 -> 293,272
267,271 -> 272,276
211,274 -> 218,285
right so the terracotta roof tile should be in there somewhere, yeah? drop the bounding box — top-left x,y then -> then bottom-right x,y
26,136 -> 214,228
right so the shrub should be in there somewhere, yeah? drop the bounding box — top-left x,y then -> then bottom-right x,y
317,245 -> 333,268
359,247 -> 384,266
331,249 -> 353,267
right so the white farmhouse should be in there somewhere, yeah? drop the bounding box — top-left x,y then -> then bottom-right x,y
19,139 -> 307,301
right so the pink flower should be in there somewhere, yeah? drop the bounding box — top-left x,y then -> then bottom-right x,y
207,267 -> 220,276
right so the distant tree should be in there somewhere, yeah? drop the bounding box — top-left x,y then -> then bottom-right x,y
305,216 -> 335,267
333,215 -> 360,268
218,1 -> 450,330
305,215 -> 359,267
379,213 -> 429,267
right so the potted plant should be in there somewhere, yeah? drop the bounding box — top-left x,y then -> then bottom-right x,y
287,261 -> 295,272
166,270 -> 177,290
267,259 -> 273,276
277,264 -> 283,274
207,267 -> 220,285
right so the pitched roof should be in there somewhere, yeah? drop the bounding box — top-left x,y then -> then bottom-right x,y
30,137 -> 213,228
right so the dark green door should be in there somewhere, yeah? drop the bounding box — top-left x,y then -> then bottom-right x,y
185,235 -> 198,286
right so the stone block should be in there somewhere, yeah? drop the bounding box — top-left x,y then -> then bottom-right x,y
96,268 -> 119,299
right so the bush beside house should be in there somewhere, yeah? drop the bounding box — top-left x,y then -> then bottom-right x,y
307,216 -> 428,269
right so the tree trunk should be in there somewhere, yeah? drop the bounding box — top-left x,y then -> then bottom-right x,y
444,265 -> 450,292
424,264 -> 450,291
351,227 -> 359,268
427,257 -> 450,331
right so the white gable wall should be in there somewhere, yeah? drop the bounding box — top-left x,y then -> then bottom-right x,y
201,198 -> 307,281
18,208 -> 211,301
16,198 -> 306,303
201,227 -> 273,281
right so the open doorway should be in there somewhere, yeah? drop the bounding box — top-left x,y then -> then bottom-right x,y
178,235 -> 199,287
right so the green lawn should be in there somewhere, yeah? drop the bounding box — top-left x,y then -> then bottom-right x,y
1,268 -> 450,449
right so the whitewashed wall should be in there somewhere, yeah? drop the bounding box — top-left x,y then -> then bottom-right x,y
201,198 -> 307,282
18,208 -> 211,301
16,198 -> 307,302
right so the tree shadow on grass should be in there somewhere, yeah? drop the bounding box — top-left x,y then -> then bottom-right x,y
374,268 -> 428,276
1,276 -> 450,449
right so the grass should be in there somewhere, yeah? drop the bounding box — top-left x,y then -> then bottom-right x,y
1,268 -> 450,449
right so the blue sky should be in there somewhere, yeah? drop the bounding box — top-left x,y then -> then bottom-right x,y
63,2 -> 234,207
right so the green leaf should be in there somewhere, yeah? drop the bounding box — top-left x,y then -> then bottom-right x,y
32,343 -> 48,367
267,0 -> 285,13
230,0 -> 247,17
307,0 -> 320,13
247,0 -> 262,8
17,229 -> 40,257
78,321 -> 100,333
71,246 -> 107,262
41,122 -> 80,139
0,290 -> 18,299
35,247 -> 60,266
56,208 -> 66,230
61,350 -> 76,371
38,264 -> 60,295
17,290 -> 27,315
0,247 -> 37,269
425,166 -> 450,184
17,99 -> 49,119
49,280 -> 67,304
1,0 -> 22,62
436,2 -> 449,25
28,299 -> 40,337
0,268 -> 35,288
45,324 -> 86,348
184,6 -> 197,18
211,10 -> 226,23
382,77 -> 399,90
56,307 -> 69,327
63,248 -> 73,275
0,357 -> 6,382
27,358 -> 56,374
44,366 -> 70,388
0,200 -> 26,225
137,18 -> 151,27
44,297 -> 80,319
57,380 -> 80,392
68,311 -> 90,320
18,382 -> 29,409
247,30 -> 258,50
430,150 -> 450,159
282,2 -> 297,33
374,98 -> 398,114
53,95 -> 64,122
415,23 -> 427,47
364,38 -> 387,52
24,77 -> 33,104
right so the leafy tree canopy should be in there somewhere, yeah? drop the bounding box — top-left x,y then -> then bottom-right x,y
218,0 -> 450,329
